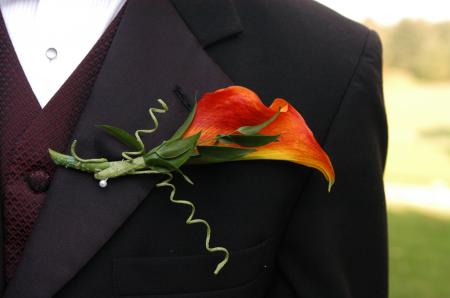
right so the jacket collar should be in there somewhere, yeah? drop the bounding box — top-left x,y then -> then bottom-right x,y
4,0 -> 241,297
171,0 -> 243,47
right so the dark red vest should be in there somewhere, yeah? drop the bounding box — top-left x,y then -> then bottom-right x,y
0,11 -> 123,281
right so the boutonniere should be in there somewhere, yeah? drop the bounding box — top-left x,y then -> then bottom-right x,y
49,86 -> 334,275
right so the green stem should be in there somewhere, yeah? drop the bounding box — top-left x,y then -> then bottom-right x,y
94,157 -> 147,180
49,149 -> 110,173
48,149 -> 148,180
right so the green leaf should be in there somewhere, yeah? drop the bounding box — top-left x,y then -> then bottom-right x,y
97,125 -> 141,150
237,110 -> 281,135
144,155 -> 194,184
196,146 -> 256,162
217,134 -> 280,147
144,142 -> 197,184
144,132 -> 200,166
168,103 -> 197,141
155,132 -> 201,159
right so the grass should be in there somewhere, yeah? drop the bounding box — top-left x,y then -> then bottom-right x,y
388,209 -> 450,298
384,70 -> 450,298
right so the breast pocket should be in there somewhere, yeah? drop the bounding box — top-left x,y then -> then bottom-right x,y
113,238 -> 272,297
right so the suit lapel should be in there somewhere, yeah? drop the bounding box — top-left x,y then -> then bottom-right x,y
4,1 -> 240,297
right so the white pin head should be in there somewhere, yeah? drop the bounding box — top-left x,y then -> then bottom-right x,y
99,179 -> 108,188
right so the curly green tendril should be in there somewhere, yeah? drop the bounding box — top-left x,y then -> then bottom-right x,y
71,140 -> 108,163
122,99 -> 168,160
156,172 -> 230,275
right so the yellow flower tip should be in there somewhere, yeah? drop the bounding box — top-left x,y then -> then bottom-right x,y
314,154 -> 335,193
269,98 -> 289,113
328,179 -> 335,193
325,168 -> 335,193
318,168 -> 334,193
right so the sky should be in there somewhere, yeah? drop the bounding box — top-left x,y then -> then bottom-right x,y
316,0 -> 450,25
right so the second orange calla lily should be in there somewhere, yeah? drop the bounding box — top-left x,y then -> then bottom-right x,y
182,86 -> 335,190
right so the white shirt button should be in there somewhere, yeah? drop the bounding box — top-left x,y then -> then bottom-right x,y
46,47 -> 58,61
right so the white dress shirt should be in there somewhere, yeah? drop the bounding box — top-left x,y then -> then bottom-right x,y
0,0 -> 127,108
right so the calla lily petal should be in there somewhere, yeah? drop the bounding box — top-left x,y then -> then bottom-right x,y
183,86 -> 335,189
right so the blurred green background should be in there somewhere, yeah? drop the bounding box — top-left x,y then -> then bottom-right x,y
317,1 -> 450,297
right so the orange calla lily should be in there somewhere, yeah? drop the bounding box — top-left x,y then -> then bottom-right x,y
183,86 -> 335,189
48,85 -> 336,275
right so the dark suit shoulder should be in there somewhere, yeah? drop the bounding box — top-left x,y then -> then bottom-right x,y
233,0 -> 371,72
206,0 -> 376,139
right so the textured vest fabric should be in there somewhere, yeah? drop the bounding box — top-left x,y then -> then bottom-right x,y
0,10 -> 124,281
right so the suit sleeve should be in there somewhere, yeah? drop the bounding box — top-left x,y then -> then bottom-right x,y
265,30 -> 388,298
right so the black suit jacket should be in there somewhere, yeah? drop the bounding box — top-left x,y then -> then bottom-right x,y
1,0 -> 388,297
